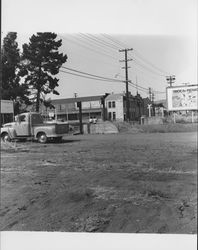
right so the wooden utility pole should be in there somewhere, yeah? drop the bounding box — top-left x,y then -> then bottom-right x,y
77,101 -> 83,134
119,48 -> 133,121
166,75 -> 176,87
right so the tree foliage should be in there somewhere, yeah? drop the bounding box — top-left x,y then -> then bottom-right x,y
1,32 -> 30,114
21,32 -> 67,112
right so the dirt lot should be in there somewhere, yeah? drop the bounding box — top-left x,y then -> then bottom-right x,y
0,132 -> 197,233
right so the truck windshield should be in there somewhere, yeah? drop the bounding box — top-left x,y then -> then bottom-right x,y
31,114 -> 43,125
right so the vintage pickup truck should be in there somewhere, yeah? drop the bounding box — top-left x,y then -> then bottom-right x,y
1,112 -> 69,143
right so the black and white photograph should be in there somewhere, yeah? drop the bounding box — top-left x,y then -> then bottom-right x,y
1,0 -> 197,249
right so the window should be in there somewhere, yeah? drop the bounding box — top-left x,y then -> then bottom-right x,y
61,104 -> 65,110
113,112 -> 116,120
31,114 -> 43,125
18,114 -> 26,122
108,112 -> 112,120
108,101 -> 116,108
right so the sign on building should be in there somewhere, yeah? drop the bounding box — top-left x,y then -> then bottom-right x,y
80,101 -> 101,109
1,100 -> 14,125
1,100 -> 14,114
167,85 -> 198,111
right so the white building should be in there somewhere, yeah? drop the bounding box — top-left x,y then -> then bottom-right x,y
105,93 -> 125,121
105,93 -> 149,122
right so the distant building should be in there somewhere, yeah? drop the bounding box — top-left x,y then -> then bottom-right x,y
106,92 -> 153,122
154,99 -> 167,117
41,95 -> 107,122
38,92 -> 153,123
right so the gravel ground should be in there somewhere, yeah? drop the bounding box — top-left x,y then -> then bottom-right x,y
0,132 -> 197,233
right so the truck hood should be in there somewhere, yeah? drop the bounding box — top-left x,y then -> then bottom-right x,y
2,122 -> 15,127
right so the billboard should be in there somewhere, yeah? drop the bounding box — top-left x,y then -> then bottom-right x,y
167,85 -> 198,111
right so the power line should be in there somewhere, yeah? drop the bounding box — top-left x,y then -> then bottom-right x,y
60,69 -> 124,83
132,59 -> 166,77
115,73 -> 151,92
85,33 -> 120,50
78,34 -> 113,54
133,49 -> 171,75
60,69 -> 165,95
61,35 -> 166,95
62,35 -> 118,60
102,34 -> 128,49
131,62 -> 164,81
63,34 -> 169,78
61,66 -> 124,83
101,34 -> 172,76
61,65 -> 148,91
78,33 -> 119,53
128,81 -> 148,93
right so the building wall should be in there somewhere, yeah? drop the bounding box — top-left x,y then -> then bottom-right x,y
106,95 -> 124,121
106,93 -> 147,122
39,94 -> 152,123
40,96 -> 104,122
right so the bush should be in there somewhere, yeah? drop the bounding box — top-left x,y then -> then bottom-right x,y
114,122 -> 197,133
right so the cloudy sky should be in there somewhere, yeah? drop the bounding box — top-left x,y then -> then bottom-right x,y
2,0 -> 197,101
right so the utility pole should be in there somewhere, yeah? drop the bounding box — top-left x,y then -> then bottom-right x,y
149,87 -> 152,100
136,76 -> 138,94
151,92 -> 155,102
119,48 -> 133,121
166,75 -> 176,87
77,101 -> 83,134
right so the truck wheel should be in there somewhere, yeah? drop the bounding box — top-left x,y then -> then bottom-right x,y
1,133 -> 11,142
37,132 -> 47,144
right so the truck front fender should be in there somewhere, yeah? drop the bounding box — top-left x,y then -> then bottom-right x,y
1,127 -> 17,139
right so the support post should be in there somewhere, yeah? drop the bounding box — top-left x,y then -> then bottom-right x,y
192,110 -> 194,123
173,112 -> 176,123
77,101 -> 83,134
147,104 -> 152,117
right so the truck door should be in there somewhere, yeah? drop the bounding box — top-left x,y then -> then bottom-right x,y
14,114 -> 30,136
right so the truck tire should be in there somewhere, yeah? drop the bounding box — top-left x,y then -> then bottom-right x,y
37,132 -> 47,144
1,132 -> 11,142
1,133 -> 11,142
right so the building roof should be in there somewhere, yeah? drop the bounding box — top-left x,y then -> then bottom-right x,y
51,95 -> 104,104
105,93 -> 124,101
154,99 -> 167,108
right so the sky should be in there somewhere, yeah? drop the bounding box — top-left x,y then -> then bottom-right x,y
2,0 -> 197,101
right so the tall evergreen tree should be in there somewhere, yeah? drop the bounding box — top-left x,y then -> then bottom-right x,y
1,32 -> 30,114
21,32 -> 67,112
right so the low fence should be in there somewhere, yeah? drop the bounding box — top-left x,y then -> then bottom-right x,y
141,112 -> 198,125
